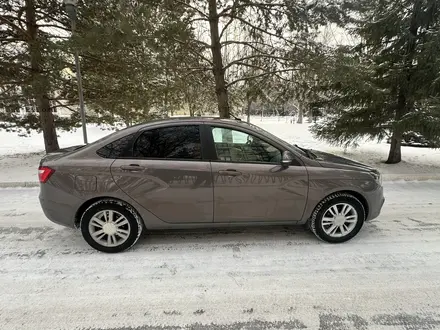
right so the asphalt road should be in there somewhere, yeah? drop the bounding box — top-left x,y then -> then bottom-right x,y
1,181 -> 440,330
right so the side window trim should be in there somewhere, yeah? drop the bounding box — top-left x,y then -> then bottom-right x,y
130,124 -> 205,161
207,124 -> 283,165
200,123 -> 218,161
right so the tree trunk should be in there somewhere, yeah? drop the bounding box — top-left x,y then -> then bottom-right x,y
386,131 -> 402,164
385,0 -> 420,165
208,0 -> 230,118
386,91 -> 406,164
124,108 -> 130,127
307,106 -> 313,123
25,0 -> 59,153
246,96 -> 251,123
297,105 -> 303,124
164,91 -> 171,116
38,96 -> 59,152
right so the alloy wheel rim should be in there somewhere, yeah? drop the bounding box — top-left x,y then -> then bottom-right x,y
88,210 -> 131,247
321,203 -> 358,238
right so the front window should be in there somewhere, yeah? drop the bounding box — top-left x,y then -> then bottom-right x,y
245,122 -> 309,158
133,125 -> 202,160
211,126 -> 282,164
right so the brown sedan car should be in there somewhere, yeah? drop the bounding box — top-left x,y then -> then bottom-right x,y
39,117 -> 385,253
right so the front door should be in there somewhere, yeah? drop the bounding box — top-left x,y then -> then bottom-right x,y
208,125 -> 308,223
111,124 -> 213,224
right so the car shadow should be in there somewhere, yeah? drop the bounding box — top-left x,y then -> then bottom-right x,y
32,222 -> 380,255
135,225 -> 318,250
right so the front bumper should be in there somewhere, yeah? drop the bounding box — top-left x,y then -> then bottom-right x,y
365,184 -> 385,221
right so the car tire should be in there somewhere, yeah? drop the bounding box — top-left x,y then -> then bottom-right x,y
310,193 -> 365,243
80,199 -> 143,253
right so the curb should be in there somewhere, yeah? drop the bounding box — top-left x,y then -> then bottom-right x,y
0,182 -> 40,188
381,174 -> 440,182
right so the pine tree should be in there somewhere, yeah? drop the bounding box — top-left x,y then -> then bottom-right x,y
0,0 -> 78,152
62,0 -> 201,125
313,0 -> 440,163
168,0 -> 333,118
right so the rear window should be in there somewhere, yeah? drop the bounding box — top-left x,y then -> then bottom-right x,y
96,133 -> 136,158
133,125 -> 201,160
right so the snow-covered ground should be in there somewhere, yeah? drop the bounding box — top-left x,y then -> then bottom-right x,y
257,117 -> 440,181
1,181 -> 440,329
0,116 -> 439,184
0,125 -> 119,184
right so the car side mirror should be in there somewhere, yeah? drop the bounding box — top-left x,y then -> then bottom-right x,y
281,151 -> 294,167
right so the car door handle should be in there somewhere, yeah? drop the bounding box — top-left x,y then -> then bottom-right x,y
218,169 -> 242,176
120,164 -> 145,172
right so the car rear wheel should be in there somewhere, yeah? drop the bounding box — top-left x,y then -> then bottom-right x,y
310,193 -> 365,243
80,200 -> 143,253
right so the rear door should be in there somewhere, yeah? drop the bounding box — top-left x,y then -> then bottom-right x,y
111,124 -> 213,224
206,124 -> 309,223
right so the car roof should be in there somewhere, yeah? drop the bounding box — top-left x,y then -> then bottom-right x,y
86,117 -> 248,147
135,116 -> 246,129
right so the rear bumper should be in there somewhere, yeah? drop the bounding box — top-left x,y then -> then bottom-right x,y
365,184 -> 385,221
39,184 -> 82,228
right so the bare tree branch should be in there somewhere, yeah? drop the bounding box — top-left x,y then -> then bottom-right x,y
172,38 -> 213,65
174,37 -> 211,49
223,13 -> 292,44
38,24 -> 71,32
226,68 -> 298,88
219,16 -> 235,40
219,2 -> 286,17
52,99 -> 78,113
224,54 -> 290,70
226,61 -> 271,73
174,1 -> 209,19
187,17 -> 209,25
221,39 -> 275,48
0,37 -> 25,43
218,0 -> 240,40
0,16 -> 29,39
34,7 -> 62,24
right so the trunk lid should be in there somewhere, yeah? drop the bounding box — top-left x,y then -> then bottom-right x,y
39,145 -> 85,165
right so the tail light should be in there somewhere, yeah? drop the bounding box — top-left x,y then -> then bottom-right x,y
38,166 -> 55,183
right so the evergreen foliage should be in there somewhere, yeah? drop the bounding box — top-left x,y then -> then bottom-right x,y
312,0 -> 440,163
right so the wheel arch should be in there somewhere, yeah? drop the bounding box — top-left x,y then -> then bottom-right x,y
74,196 -> 145,229
338,190 -> 369,219
313,190 -> 369,220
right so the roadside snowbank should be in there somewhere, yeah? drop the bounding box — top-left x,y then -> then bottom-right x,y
256,118 -> 440,180
0,116 -> 439,184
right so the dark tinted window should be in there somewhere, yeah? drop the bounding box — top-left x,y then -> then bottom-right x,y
96,133 -> 136,158
133,125 -> 201,160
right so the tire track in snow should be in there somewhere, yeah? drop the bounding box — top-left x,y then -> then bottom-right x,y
1,182 -> 440,330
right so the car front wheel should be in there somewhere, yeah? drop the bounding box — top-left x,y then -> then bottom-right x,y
310,193 -> 366,243
80,200 -> 143,253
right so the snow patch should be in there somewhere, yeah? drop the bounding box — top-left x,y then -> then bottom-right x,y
0,117 -> 439,184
